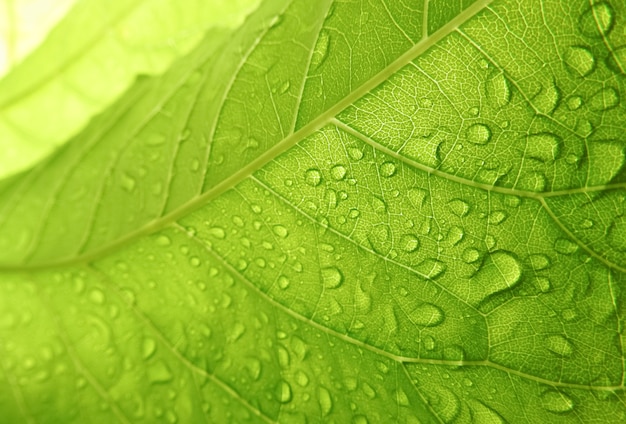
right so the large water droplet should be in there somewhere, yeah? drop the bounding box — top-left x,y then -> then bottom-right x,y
276,380 -> 292,403
311,30 -> 330,70
579,2 -> 614,38
564,46 -> 595,77
589,87 -> 619,111
526,133 -> 561,162
466,124 -> 492,145
541,390 -> 574,413
468,251 -> 522,306
321,267 -> 343,288
319,387 -> 333,416
408,303 -> 445,327
273,225 -> 289,238
142,338 -> 156,359
331,165 -> 347,180
534,82 -> 560,115
547,335 -> 574,357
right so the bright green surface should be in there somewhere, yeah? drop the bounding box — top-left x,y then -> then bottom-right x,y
1,0 -> 626,422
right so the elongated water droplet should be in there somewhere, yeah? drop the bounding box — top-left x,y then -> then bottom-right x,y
554,238 -> 578,255
408,303 -> 445,327
276,381 -> 292,403
142,338 -> 156,359
541,390 -> 574,413
486,73 -> 511,108
607,45 -> 626,75
547,335 -> 574,357
319,387 -> 333,416
469,251 -> 522,305
534,82 -> 559,115
564,46 -> 595,77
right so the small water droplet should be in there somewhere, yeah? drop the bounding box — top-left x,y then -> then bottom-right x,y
348,147 -> 364,160
121,173 -> 136,192
541,390 -> 574,413
488,210 -> 507,225
536,277 -> 551,293
380,162 -> 397,177
305,169 -> 322,186
276,381 -> 292,403
547,335 -> 574,357
462,248 -> 481,263
589,87 -> 619,111
145,134 -> 166,146
579,218 -> 594,229
321,267 -> 343,288
529,254 -> 550,270
567,96 -> 583,110
296,370 -> 309,387
148,360 -> 173,383
331,165 -> 347,180
400,234 -> 420,252
415,259 -> 446,279
554,238 -> 578,255
89,289 -> 105,305
208,227 -> 225,239
142,338 -> 156,359
189,257 -> 201,267
579,2 -> 614,38
278,80 -> 290,94
311,30 -> 330,70
448,199 -> 470,217
408,189 -> 429,208
564,46 -> 595,77
408,303 -> 445,327
526,133 -> 561,162
466,123 -> 492,145
273,225 -> 289,238
278,275 -> 290,290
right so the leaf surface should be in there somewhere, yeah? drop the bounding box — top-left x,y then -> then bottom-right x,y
1,0 -> 626,422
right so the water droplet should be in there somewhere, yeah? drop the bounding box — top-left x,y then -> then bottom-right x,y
488,210 -> 507,225
564,46 -> 595,77
536,277 -> 551,293
534,81 -> 560,115
278,275 -> 290,290
608,217 -> 626,251
208,227 -> 225,239
447,226 -> 464,245
396,389 -> 410,406
554,238 -> 578,255
567,96 -> 583,110
380,161 -> 397,177
296,370 -> 309,387
148,360 -> 173,383
142,338 -> 156,359
607,45 -> 626,74
408,303 -> 445,327
89,289 -> 105,305
400,234 -> 420,252
448,199 -> 470,217
189,257 -> 201,267
589,87 -> 619,111
278,80 -> 290,94
526,133 -> 561,162
273,225 -> 289,238
579,2 -> 614,38
529,254 -> 550,270
353,415 -> 369,424
579,218 -> 594,229
541,390 -> 574,413
408,189 -> 429,208
469,251 -> 522,305
331,165 -> 347,180
304,168 -> 322,186
348,147 -> 364,160
415,259 -> 446,279
145,134 -> 166,146
466,123 -> 492,145
276,381 -> 292,403
319,387 -> 333,416
311,30 -> 330,70
470,401 -> 506,424
486,73 -> 511,108
362,382 -> 376,398
462,248 -> 481,263
121,173 -> 136,192
547,335 -> 574,357
321,267 -> 343,288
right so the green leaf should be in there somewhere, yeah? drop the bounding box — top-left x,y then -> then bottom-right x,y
0,0 -> 260,179
1,0 -> 626,422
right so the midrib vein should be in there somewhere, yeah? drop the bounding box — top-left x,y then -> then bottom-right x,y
0,0 -> 492,271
